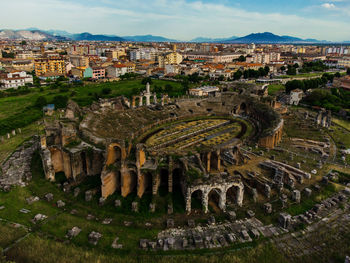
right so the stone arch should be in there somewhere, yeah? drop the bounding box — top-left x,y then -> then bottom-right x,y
81,151 -> 87,176
239,102 -> 247,115
143,171 -> 153,194
208,188 -> 222,213
225,182 -> 244,207
172,168 -> 184,193
106,143 -> 125,166
190,189 -> 203,212
121,169 -> 137,197
226,185 -> 239,204
210,151 -> 220,171
159,168 -> 169,195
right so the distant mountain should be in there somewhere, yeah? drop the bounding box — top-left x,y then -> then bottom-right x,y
0,29 -> 63,40
224,32 -> 324,44
123,35 -> 177,42
71,32 -> 125,42
190,36 -> 238,43
45,29 -> 73,38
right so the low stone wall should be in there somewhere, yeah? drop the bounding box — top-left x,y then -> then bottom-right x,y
0,136 -> 39,189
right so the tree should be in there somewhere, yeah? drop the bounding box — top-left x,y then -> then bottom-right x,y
285,80 -> 305,93
101,87 -> 111,95
293,63 -> 299,68
20,40 -> 27,45
287,65 -> 297,76
237,55 -> 246,62
141,77 -> 152,85
347,68 -> 350,75
334,72 -> 341,78
34,96 -> 47,108
52,95 -> 68,109
280,66 -> 286,71
233,70 -> 243,80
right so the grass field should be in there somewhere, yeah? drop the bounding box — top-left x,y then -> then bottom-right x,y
267,84 -> 285,96
275,72 -> 324,79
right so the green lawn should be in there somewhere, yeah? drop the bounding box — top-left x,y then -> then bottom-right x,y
275,72 -> 324,79
267,84 -> 285,96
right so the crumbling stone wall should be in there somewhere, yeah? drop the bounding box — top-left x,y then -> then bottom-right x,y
0,136 -> 39,188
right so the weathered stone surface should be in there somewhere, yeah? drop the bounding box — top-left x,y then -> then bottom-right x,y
149,203 -> 156,213
304,188 -> 312,197
26,196 -> 40,205
66,226 -> 81,239
99,197 -> 105,206
85,190 -> 94,202
115,199 -> 121,207
246,210 -> 255,218
132,202 -> 139,212
73,187 -> 80,197
264,203 -> 272,214
167,203 -> 173,215
0,137 -> 38,188
167,219 -> 175,228
102,218 -> 112,225
292,190 -> 301,203
279,213 -> 292,229
57,200 -> 66,208
111,237 -> 123,249
88,231 -> 102,245
33,214 -> 47,223
188,219 -> 195,228
44,193 -> 54,202
208,215 -> 216,225
227,211 -> 236,221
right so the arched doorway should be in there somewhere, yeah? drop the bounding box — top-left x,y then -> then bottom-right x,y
144,172 -> 153,194
226,186 -> 239,205
81,152 -> 87,175
239,103 -> 247,115
159,168 -> 169,196
172,168 -> 183,193
191,189 -> 203,211
208,188 -> 221,213
210,152 -> 219,171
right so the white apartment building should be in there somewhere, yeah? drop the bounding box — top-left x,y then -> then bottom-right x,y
0,71 -> 33,89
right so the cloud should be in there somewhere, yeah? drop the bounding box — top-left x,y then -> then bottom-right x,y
0,0 -> 349,41
322,3 -> 336,8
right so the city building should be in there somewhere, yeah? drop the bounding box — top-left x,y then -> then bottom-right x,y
0,71 -> 33,89
34,57 -> 66,77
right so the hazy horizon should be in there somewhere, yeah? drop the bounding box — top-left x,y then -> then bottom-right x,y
1,0 -> 350,42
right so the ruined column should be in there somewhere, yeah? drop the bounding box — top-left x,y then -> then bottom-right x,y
202,189 -> 209,213
146,95 -> 151,106
153,94 -> 157,104
236,185 -> 244,207
161,96 -> 165,106
132,96 -> 136,108
216,150 -> 221,171
219,191 -> 226,212
139,96 -> 143,107
168,157 -> 173,193
206,152 -> 211,173
186,189 -> 192,214
152,172 -> 160,195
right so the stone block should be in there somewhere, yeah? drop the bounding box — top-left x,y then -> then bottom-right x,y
73,187 -> 80,197
304,188 -> 312,197
88,231 -> 102,245
44,193 -> 54,202
188,219 -> 195,228
292,190 -> 301,203
167,219 -> 174,228
99,197 -> 105,206
132,202 -> 139,212
115,199 -> 121,207
57,200 -> 65,208
208,215 -> 216,225
33,214 -> 47,223
111,237 -> 123,249
227,211 -> 236,221
149,203 -> 156,213
264,203 -> 272,214
66,226 -> 81,239
279,213 -> 292,229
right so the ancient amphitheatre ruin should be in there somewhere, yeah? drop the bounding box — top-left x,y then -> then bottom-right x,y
40,83 -> 283,214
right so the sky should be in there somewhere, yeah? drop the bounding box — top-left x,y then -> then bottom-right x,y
1,0 -> 350,41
